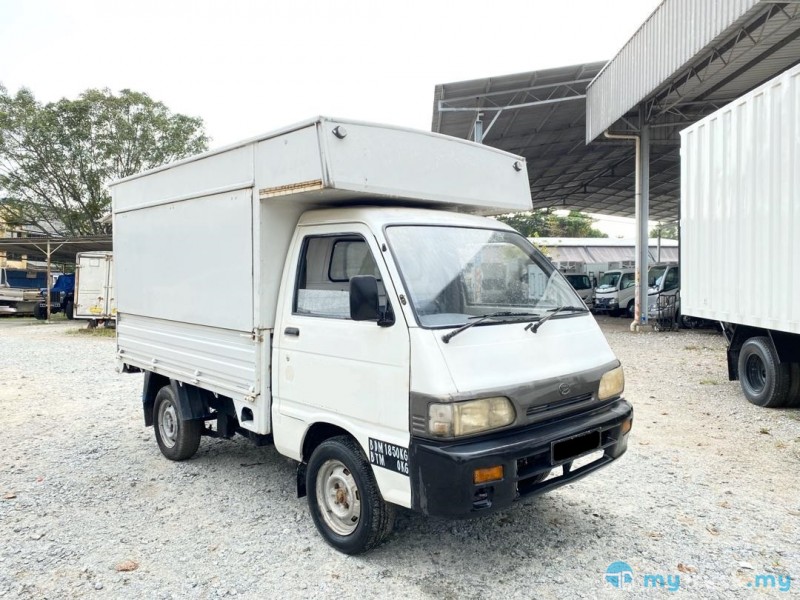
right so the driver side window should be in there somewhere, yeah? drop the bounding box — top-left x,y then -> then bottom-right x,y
293,235 -> 385,319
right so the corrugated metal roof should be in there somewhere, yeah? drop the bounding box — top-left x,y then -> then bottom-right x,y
433,1 -> 800,222
432,62 -> 682,221
587,0 -> 800,141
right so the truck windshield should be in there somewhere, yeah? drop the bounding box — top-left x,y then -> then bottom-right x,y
385,226 -> 583,328
648,265 -> 667,288
566,274 -> 591,290
598,272 -> 620,288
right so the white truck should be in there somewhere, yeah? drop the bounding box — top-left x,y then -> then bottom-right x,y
74,251 -> 116,326
111,117 -> 632,553
592,268 -> 636,317
681,64 -> 800,408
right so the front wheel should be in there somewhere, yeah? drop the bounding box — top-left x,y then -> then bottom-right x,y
306,436 -> 395,554
153,386 -> 202,460
64,300 -> 74,320
33,305 -> 47,320
737,337 -> 792,408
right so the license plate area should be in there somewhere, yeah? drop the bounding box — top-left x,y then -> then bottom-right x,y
551,430 -> 601,464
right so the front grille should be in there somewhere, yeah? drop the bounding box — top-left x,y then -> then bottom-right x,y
526,392 -> 593,418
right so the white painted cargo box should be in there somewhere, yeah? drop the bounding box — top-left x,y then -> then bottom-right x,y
680,64 -> 800,334
75,251 -> 116,320
110,117 -> 532,408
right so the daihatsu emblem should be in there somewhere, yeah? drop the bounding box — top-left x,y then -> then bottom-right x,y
558,383 -> 571,396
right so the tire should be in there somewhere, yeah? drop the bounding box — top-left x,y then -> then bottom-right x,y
64,300 -> 74,320
33,305 -> 47,320
737,337 -> 792,408
153,385 -> 202,460
626,300 -> 635,319
306,436 -> 395,555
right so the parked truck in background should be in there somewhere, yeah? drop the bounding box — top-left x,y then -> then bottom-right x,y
593,268 -> 635,317
0,267 -> 49,316
74,251 -> 115,326
34,273 -> 75,319
681,64 -> 800,408
112,117 -> 632,554
646,263 -> 680,329
565,273 -> 595,309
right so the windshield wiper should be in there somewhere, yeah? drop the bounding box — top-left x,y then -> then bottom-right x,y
525,306 -> 588,334
441,312 -> 539,344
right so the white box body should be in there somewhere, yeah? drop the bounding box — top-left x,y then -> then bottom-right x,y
680,64 -> 800,334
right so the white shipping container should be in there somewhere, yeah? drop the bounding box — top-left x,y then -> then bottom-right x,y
680,63 -> 800,335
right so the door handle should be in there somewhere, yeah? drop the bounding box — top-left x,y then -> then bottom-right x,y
284,327 -> 300,337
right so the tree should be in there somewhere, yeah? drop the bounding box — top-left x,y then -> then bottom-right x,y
496,209 -> 608,238
0,86 -> 209,236
649,223 -> 678,240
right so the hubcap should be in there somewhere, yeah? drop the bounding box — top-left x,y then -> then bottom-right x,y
158,401 -> 179,448
745,354 -> 767,393
315,459 -> 361,536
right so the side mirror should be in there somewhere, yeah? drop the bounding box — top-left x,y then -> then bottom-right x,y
350,276 -> 380,321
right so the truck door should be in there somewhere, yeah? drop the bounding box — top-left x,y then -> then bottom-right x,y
273,224 -> 411,505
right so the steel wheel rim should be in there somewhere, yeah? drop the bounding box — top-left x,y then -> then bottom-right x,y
745,354 -> 767,393
315,459 -> 361,536
158,401 -> 178,448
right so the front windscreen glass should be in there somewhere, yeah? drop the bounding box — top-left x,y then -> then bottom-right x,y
566,274 -> 591,290
385,226 -> 583,328
648,265 -> 667,288
598,272 -> 620,288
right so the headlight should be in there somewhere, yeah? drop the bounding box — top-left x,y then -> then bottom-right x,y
428,397 -> 516,438
598,366 -> 624,400
608,300 -> 619,307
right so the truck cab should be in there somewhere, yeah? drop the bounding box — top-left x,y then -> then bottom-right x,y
593,269 -> 635,317
646,264 -> 680,324
564,273 -> 595,309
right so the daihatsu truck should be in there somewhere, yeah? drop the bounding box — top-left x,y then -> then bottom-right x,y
112,117 -> 632,554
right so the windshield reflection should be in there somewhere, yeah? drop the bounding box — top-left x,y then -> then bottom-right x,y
385,226 -> 584,328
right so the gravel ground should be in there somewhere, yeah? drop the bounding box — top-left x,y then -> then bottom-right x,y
1,315 -> 799,599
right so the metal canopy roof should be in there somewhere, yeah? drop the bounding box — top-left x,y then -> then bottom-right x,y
432,0 -> 800,222
0,236 -> 113,263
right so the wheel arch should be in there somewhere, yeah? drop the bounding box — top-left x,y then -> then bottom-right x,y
296,422 -> 355,498
726,325 -> 800,380
142,373 -> 211,427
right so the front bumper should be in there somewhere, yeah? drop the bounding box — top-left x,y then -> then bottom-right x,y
409,398 -> 632,517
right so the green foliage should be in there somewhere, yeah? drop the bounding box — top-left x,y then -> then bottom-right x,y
0,86 -> 208,236
496,209 -> 608,238
650,223 -> 678,240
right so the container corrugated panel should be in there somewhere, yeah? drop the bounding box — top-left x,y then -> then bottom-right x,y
680,63 -> 800,334
586,0 -> 761,142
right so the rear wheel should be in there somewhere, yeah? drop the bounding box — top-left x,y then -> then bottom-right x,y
738,337 -> 792,408
306,436 -> 395,554
153,386 -> 202,460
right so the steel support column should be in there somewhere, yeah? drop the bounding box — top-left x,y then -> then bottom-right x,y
634,117 -> 651,328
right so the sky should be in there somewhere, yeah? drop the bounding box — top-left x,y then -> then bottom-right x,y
0,0 -> 664,236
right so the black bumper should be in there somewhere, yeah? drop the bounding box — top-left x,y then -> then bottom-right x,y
409,398 -> 632,518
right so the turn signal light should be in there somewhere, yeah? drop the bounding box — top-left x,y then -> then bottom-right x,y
473,465 -> 504,484
621,418 -> 633,435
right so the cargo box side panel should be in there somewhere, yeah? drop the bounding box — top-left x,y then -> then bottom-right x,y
113,145 -> 254,213
319,121 -> 532,214
117,314 -> 261,404
114,188 -> 254,332
681,64 -> 800,334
